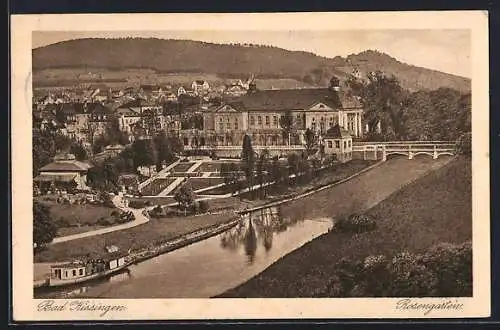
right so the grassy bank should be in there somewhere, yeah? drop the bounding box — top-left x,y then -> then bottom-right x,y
37,200 -> 118,237
220,156 -> 471,297
35,212 -> 236,263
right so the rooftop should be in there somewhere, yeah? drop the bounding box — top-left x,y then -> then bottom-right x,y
39,159 -> 93,172
225,88 -> 361,112
323,125 -> 352,139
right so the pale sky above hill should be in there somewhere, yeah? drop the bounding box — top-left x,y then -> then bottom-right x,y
32,30 -> 471,78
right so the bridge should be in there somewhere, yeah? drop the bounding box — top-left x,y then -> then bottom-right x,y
352,141 -> 456,161
182,141 -> 456,160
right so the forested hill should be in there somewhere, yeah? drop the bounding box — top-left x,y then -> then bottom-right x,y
32,38 -> 471,93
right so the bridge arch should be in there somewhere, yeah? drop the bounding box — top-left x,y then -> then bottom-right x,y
354,141 -> 456,161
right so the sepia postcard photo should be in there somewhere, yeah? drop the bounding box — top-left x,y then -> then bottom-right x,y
11,11 -> 490,321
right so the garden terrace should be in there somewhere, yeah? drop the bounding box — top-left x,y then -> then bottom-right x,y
140,178 -> 177,196
196,161 -> 240,173
171,162 -> 196,172
172,178 -> 225,193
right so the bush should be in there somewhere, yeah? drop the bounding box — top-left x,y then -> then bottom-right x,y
420,241 -> 472,296
149,205 -> 165,218
321,241 -> 471,297
128,200 -> 147,209
198,200 -> 209,213
333,214 -> 377,233
96,216 -> 114,226
110,210 -> 121,217
386,252 -> 439,297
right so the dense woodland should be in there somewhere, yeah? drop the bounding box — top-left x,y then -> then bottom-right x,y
345,72 -> 471,141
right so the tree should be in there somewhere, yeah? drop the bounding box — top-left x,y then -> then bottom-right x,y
241,134 -> 255,195
154,132 -> 174,170
92,135 -> 111,154
70,142 -> 88,161
168,135 -> 184,154
33,130 -> 57,176
346,71 -> 407,139
298,154 -> 313,184
256,149 -> 270,199
105,117 -> 129,145
221,163 -> 239,194
33,202 -> 58,249
174,183 -> 195,216
132,138 -> 158,176
279,110 -> 294,145
270,157 -> 282,185
401,88 -> 469,141
287,153 -> 301,184
304,128 -> 318,155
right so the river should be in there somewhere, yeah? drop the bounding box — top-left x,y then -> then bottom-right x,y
34,156 -> 451,299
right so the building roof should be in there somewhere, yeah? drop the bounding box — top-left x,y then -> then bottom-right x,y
323,125 -> 352,139
116,107 -> 141,117
59,102 -> 86,115
34,173 -> 78,183
51,261 -> 86,269
338,91 -> 363,109
87,103 -> 113,115
227,88 -> 349,112
39,160 -> 93,172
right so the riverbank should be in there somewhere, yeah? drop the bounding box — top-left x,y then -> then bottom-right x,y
219,156 -> 469,297
34,211 -> 237,264
33,159 -> 379,286
34,214 -> 242,289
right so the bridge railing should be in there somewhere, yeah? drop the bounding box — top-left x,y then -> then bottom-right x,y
183,145 -> 306,150
354,140 -> 453,146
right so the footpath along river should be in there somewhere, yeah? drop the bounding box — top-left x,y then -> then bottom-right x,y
35,156 -> 451,299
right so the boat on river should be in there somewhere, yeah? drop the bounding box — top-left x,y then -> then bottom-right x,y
43,246 -> 132,288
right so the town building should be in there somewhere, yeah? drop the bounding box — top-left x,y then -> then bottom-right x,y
116,107 -> 143,134
191,80 -> 210,95
56,103 -> 90,143
87,103 -> 115,141
323,124 -> 353,163
181,85 -> 364,148
33,153 -> 93,193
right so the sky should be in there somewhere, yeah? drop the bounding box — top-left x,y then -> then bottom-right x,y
32,30 -> 471,78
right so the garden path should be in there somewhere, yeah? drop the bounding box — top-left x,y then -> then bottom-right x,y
49,195 -> 150,244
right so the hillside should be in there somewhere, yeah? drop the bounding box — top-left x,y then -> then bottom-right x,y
32,38 -> 471,93
221,156 -> 472,297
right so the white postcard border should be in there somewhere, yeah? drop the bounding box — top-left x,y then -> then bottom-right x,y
11,11 -> 490,321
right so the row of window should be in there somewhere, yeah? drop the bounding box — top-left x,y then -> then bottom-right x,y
311,121 -> 339,130
63,268 -> 85,278
326,140 -> 352,149
219,122 -> 238,130
249,115 -> 279,126
311,116 -> 337,123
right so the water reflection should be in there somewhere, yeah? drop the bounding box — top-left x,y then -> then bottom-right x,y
220,207 -> 305,263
